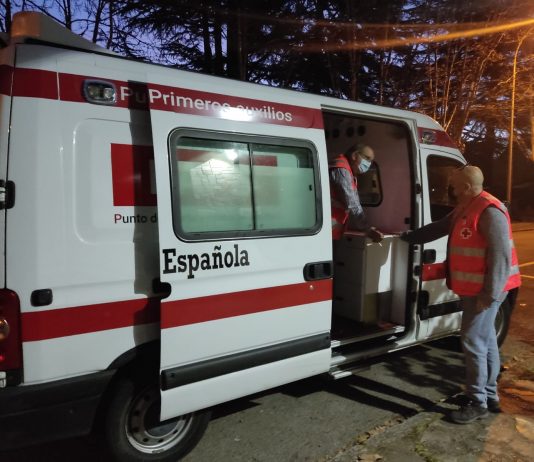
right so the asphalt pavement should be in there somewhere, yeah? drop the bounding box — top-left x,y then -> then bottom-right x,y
512,221 -> 534,233
326,230 -> 534,462
329,345 -> 534,462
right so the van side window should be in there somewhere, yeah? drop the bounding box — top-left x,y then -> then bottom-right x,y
169,133 -> 319,239
357,163 -> 382,206
427,156 -> 464,221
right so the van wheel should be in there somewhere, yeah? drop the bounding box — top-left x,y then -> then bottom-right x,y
495,299 -> 511,347
104,377 -> 211,462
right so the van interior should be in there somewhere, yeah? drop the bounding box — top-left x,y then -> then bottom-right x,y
322,112 -> 413,355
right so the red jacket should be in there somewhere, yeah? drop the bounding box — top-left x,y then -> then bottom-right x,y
329,154 -> 356,240
448,191 -> 521,296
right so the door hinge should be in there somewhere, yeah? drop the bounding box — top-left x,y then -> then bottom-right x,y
0,180 -> 15,210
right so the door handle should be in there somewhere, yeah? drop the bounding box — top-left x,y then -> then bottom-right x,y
422,249 -> 436,264
303,261 -> 333,281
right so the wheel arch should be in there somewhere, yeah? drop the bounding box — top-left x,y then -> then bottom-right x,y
91,340 -> 161,434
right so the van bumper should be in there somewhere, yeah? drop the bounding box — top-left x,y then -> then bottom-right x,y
0,370 -> 115,450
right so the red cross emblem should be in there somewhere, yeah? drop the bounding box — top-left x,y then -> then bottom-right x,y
460,227 -> 472,239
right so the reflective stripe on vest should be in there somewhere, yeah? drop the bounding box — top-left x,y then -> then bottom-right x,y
449,246 -> 486,258
448,191 -> 521,296
329,154 -> 356,240
450,271 -> 485,284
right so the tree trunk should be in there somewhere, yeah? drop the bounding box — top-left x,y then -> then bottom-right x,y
62,0 -> 73,30
213,19 -> 223,75
226,0 -> 246,80
92,0 -> 106,43
106,1 -> 114,49
345,0 -> 359,101
201,11 -> 213,74
4,0 -> 12,33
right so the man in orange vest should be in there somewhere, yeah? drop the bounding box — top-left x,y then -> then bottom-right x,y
401,165 -> 520,424
329,144 -> 383,242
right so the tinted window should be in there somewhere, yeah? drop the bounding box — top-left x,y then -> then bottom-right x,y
358,163 -> 382,206
427,156 -> 464,221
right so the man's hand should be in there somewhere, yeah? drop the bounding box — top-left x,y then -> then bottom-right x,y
399,231 -> 412,242
367,227 -> 384,243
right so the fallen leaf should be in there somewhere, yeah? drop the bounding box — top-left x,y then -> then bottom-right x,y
515,417 -> 534,441
503,387 -> 534,397
511,380 -> 534,392
358,453 -> 383,461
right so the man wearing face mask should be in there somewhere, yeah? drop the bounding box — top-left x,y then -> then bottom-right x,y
401,165 -> 521,424
329,144 -> 384,242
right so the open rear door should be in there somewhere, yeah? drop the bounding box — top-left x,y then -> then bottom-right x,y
418,147 -> 464,338
147,79 -> 333,420
0,47 -> 15,286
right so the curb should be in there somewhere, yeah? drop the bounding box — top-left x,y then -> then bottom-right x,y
328,407 -> 534,462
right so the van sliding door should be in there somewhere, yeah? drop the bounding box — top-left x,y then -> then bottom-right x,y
147,78 -> 332,420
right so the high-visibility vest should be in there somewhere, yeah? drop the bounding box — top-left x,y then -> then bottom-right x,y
329,154 -> 357,240
448,190 -> 521,296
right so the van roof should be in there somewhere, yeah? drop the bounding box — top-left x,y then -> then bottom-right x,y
6,12 -> 454,141
9,11 -> 116,56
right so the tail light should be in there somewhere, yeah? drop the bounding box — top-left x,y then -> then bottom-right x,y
0,289 -> 22,371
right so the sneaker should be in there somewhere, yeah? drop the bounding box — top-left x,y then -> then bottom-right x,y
487,398 -> 502,413
450,400 -> 489,424
450,393 -> 470,406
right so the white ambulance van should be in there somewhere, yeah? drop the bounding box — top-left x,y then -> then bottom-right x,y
0,12 -> 517,462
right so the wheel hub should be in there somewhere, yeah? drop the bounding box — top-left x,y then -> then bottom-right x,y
126,386 -> 193,454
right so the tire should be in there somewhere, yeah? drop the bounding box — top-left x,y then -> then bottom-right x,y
495,298 -> 511,347
104,377 -> 211,462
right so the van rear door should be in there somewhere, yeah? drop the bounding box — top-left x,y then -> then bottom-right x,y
418,145 -> 465,338
0,46 -> 15,286
147,78 -> 333,420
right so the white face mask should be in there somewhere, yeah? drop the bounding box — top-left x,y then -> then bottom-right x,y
358,155 -> 372,174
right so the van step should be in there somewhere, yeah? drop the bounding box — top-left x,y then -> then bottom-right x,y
330,325 -> 404,349
328,363 -> 372,380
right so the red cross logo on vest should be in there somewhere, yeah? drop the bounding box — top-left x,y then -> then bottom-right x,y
460,227 -> 472,239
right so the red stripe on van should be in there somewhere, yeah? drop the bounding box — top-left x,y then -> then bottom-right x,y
177,149 -> 278,167
0,64 -> 13,96
20,280 -> 332,341
146,82 -> 323,129
11,69 -> 322,129
57,71 -> 322,128
59,72 -> 148,108
161,279 -> 332,329
421,262 -> 447,281
12,68 -> 58,100
21,297 -> 160,342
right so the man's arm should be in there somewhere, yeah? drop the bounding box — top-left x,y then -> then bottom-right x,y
401,213 -> 452,244
478,207 -> 511,306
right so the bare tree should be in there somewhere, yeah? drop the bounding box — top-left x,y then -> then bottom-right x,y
1,0 -> 13,32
